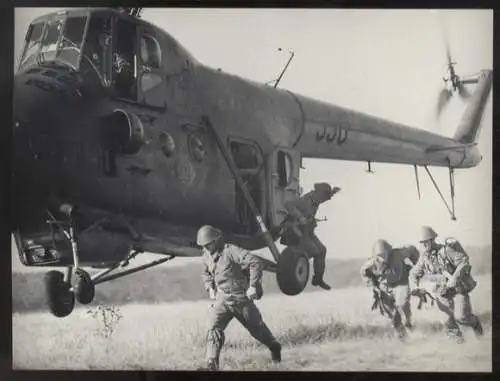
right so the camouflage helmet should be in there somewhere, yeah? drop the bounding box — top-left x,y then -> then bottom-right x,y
373,239 -> 393,258
196,225 -> 222,246
419,226 -> 438,242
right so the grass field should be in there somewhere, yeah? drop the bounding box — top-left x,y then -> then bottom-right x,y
12,274 -> 492,371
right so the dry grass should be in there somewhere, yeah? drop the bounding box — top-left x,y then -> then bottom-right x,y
12,274 -> 492,371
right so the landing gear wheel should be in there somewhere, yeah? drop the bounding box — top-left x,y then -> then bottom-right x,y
74,268 -> 95,305
276,247 -> 310,296
44,270 -> 75,318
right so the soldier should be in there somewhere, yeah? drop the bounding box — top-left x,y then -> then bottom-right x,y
282,182 -> 341,290
409,226 -> 483,343
196,225 -> 282,371
360,239 -> 419,340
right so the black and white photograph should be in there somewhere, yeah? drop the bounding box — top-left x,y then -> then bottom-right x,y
11,7 -> 492,372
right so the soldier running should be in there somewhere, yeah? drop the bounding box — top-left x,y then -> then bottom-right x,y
360,239 -> 419,340
196,225 -> 282,371
282,182 -> 341,290
409,226 -> 483,343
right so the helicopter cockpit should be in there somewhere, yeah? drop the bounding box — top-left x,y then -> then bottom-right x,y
17,8 -> 177,106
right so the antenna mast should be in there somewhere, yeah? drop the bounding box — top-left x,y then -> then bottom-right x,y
265,48 -> 295,88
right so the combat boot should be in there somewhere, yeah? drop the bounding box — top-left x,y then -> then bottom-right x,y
269,343 -> 282,363
312,276 -> 331,290
446,329 -> 464,344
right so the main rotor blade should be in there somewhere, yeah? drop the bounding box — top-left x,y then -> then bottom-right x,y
436,88 -> 452,117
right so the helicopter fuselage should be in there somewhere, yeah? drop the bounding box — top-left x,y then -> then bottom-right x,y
12,8 -> 488,269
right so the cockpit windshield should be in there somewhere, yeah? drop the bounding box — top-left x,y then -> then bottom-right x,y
19,14 -> 88,71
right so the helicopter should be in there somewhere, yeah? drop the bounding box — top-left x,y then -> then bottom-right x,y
11,7 -> 493,318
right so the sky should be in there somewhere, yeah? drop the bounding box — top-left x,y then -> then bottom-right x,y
13,8 -> 493,269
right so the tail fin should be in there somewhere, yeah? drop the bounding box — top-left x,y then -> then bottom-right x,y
453,69 -> 493,144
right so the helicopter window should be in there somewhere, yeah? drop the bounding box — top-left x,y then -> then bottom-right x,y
277,151 -> 292,187
56,16 -> 87,68
82,14 -> 113,85
19,22 -> 44,68
38,19 -> 63,62
140,34 -> 161,68
230,141 -> 260,170
113,19 -> 137,100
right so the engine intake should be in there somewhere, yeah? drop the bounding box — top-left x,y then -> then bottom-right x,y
100,109 -> 145,155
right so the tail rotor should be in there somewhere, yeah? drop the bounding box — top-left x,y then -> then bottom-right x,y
434,15 -> 476,118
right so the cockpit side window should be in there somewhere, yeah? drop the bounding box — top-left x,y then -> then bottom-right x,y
140,34 -> 161,69
39,19 -> 63,62
82,13 -> 113,85
56,16 -> 87,68
19,22 -> 44,68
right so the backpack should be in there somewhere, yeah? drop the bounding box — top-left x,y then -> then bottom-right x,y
442,237 -> 477,294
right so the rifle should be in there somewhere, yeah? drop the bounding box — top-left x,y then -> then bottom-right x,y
368,275 -> 395,318
411,288 -> 436,309
371,286 -> 396,318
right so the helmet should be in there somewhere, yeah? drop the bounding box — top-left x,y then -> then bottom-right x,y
314,182 -> 334,198
196,225 -> 221,246
419,226 -> 438,242
373,239 -> 393,258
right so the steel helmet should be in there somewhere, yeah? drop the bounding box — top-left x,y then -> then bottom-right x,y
419,226 -> 438,242
314,182 -> 334,198
373,239 -> 393,258
196,225 -> 221,246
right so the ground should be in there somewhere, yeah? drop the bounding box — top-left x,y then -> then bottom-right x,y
12,274 -> 491,371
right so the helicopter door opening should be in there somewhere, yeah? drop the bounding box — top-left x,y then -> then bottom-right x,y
229,138 -> 266,235
112,18 -> 137,101
267,147 -> 301,227
137,27 -> 166,108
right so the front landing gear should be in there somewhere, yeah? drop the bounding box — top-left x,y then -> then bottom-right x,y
43,204 -> 96,317
44,270 -> 75,318
74,268 -> 95,305
40,203 -> 177,318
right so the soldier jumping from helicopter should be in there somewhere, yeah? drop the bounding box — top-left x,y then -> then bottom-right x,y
282,183 -> 340,291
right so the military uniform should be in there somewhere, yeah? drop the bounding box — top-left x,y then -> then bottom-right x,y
361,244 -> 418,337
409,239 -> 482,341
201,243 -> 281,369
284,189 -> 328,287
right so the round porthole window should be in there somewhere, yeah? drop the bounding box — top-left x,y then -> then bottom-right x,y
159,132 -> 175,157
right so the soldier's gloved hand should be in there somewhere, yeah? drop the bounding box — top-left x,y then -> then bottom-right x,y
246,286 -> 258,300
332,187 -> 341,194
208,288 -> 216,300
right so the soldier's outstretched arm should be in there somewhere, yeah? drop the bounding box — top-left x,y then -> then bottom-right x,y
360,258 -> 377,286
201,259 -> 215,292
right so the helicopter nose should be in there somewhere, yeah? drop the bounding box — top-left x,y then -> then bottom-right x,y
12,67 -> 79,212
